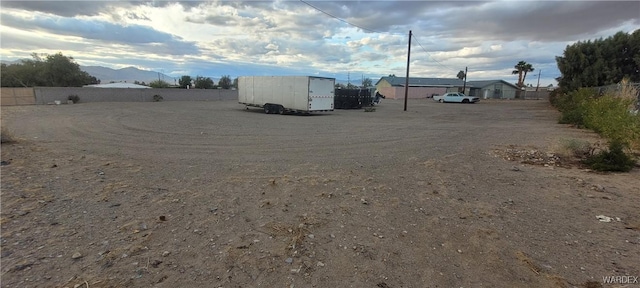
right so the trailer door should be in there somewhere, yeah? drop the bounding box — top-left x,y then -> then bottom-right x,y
308,77 -> 335,111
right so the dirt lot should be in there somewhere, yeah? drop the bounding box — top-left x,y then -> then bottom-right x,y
1,99 -> 639,288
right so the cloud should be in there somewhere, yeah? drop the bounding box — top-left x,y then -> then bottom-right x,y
429,1 -> 640,42
0,1 -> 133,17
0,12 -> 199,55
1,0 -> 638,87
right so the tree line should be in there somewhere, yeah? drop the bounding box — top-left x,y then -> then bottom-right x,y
0,52 -> 238,89
556,30 -> 639,91
171,75 -> 235,89
1,53 -> 98,87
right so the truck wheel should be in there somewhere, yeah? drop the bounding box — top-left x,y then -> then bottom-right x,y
264,105 -> 271,114
462,99 -> 469,103
438,99 -> 443,103
277,105 -> 285,115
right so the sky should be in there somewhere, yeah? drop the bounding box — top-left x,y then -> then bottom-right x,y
1,1 -> 639,87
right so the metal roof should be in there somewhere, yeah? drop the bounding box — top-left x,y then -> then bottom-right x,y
84,82 -> 151,88
377,77 -> 518,89
377,76 -> 465,87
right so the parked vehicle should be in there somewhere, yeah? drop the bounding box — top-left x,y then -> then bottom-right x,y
432,92 -> 479,103
238,76 -> 335,114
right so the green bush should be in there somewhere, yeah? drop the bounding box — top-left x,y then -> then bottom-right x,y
583,140 -> 636,172
67,94 -> 80,103
583,94 -> 640,147
551,81 -> 639,171
548,87 -> 564,108
556,88 -> 593,127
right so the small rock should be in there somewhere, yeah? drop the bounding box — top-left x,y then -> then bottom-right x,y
360,198 -> 368,205
511,166 -> 521,172
330,234 -> 335,238
71,252 -> 83,259
457,249 -> 462,253
0,161 -> 9,166
151,260 -> 162,268
162,251 -> 171,257
596,215 -> 612,222
285,257 -> 293,264
601,196 -> 612,200
159,215 -> 166,221
308,234 -> 315,239
593,184 -> 605,192
316,261 -> 325,267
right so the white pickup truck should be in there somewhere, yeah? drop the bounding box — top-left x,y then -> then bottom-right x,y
433,92 -> 479,103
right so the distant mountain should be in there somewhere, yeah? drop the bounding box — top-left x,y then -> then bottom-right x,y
81,66 -> 175,85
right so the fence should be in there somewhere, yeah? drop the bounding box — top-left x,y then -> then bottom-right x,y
591,83 -> 640,97
1,88 -> 36,106
521,89 -> 551,100
590,83 -> 640,109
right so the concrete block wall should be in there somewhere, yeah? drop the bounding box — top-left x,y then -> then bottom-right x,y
33,87 -> 238,104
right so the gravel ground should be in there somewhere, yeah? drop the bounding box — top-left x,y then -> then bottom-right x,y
1,99 -> 639,288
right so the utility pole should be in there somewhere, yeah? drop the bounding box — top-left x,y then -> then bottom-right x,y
404,30 -> 412,111
462,66 -> 468,93
535,70 -> 541,92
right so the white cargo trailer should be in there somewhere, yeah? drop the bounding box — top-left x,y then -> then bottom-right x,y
238,76 -> 335,114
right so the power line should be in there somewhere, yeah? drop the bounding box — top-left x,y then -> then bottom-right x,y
410,34 -> 459,74
299,0 -> 386,34
298,0 -> 460,75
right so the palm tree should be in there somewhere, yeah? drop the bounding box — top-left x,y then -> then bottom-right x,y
512,61 -> 534,88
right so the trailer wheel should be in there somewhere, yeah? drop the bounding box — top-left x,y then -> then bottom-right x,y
277,105 -> 285,115
264,104 -> 271,114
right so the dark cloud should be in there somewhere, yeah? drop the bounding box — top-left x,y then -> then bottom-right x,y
0,1 -> 132,17
299,1 -> 480,33
300,1 -> 639,41
0,1 -> 210,17
439,1 -> 640,42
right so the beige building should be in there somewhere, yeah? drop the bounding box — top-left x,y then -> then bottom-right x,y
375,76 -> 520,99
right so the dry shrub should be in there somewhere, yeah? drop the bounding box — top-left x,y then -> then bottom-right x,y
552,138 -> 596,159
1,126 -> 17,144
266,222 -> 309,250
